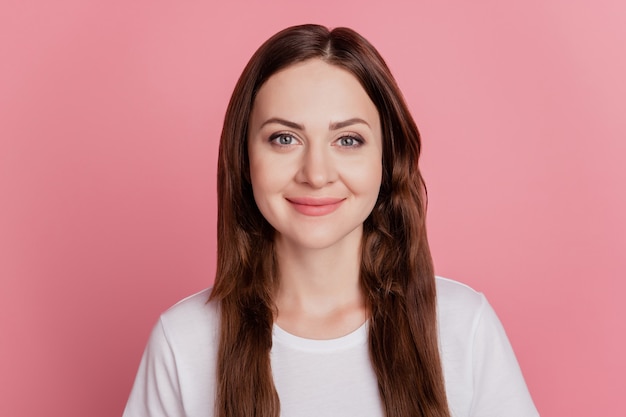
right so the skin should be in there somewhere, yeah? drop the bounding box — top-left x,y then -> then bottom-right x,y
247,59 -> 383,339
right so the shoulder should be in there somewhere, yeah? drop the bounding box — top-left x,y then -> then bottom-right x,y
434,276 -> 491,347
157,288 -> 220,352
161,288 -> 216,319
123,289 -> 220,416
435,275 -> 486,314
435,277 -> 540,417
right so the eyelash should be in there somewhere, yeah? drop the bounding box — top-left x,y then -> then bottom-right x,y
269,132 -> 299,147
336,134 -> 364,148
268,132 -> 365,148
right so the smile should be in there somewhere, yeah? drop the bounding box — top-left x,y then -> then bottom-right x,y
286,197 -> 345,216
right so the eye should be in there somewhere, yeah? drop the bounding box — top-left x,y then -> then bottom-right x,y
336,135 -> 364,147
269,133 -> 298,146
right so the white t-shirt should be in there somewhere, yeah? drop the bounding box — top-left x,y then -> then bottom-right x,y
123,277 -> 539,417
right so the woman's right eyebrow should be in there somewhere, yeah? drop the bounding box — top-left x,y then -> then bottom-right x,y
260,117 -> 304,130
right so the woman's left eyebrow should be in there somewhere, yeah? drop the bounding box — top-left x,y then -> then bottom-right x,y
329,118 -> 370,130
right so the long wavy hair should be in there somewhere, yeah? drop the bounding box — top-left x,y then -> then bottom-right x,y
209,24 -> 450,417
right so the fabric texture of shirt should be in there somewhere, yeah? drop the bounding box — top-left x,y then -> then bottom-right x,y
123,277 -> 539,417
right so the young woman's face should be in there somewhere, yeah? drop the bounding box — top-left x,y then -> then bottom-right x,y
247,59 -> 383,251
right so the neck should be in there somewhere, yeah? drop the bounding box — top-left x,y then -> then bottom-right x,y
273,228 -> 366,339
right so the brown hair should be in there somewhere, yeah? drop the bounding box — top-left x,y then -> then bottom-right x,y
209,24 -> 450,417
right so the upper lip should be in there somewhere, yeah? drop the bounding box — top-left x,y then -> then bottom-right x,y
286,197 -> 345,206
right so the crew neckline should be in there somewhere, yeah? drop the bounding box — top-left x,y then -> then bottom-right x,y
272,321 -> 369,352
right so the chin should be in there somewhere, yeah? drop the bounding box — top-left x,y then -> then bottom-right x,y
280,225 -> 364,251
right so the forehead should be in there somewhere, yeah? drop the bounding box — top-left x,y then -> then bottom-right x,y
250,59 -> 380,127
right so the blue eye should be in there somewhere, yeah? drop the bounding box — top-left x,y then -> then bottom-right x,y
337,135 -> 363,147
270,133 -> 297,146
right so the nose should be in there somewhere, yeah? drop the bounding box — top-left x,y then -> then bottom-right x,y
296,142 -> 337,188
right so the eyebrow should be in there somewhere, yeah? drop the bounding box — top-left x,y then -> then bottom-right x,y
260,117 -> 370,131
260,118 -> 303,130
330,118 -> 370,130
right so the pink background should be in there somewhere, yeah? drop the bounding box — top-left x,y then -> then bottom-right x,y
1,1 -> 624,416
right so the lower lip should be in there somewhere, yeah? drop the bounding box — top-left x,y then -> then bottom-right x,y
289,200 -> 344,216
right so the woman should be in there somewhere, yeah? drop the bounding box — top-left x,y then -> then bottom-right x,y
123,24 -> 539,417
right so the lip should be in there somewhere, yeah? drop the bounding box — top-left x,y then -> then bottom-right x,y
286,197 -> 345,216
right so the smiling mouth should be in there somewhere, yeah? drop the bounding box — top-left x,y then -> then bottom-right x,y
286,197 -> 345,216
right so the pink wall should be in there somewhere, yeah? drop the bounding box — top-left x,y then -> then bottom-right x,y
1,1 -> 624,416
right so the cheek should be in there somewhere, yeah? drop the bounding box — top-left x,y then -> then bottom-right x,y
351,158 -> 383,196
248,146 -> 271,191
248,157 -> 289,208
249,162 -> 270,205
249,147 -> 299,192
248,154 -> 266,205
